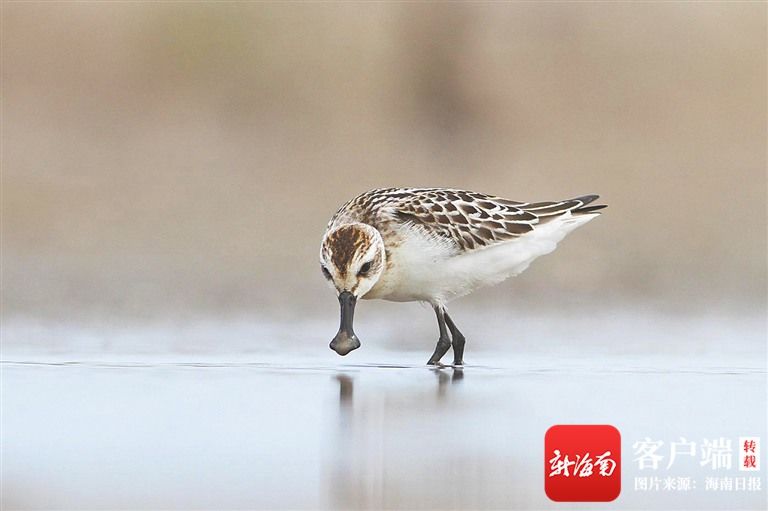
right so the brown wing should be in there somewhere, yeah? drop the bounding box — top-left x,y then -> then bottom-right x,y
329,188 -> 605,253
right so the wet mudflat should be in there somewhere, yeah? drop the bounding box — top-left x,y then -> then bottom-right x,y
2,345 -> 765,510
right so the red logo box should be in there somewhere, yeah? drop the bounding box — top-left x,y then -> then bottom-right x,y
545,424 -> 621,502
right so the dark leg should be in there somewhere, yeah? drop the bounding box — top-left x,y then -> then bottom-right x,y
444,311 -> 466,366
427,306 -> 451,365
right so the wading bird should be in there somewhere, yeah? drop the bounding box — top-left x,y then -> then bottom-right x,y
320,188 -> 605,365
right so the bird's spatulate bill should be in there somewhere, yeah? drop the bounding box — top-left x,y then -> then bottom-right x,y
330,291 -> 360,356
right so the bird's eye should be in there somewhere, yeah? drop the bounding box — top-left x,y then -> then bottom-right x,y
321,266 -> 332,280
358,261 -> 372,276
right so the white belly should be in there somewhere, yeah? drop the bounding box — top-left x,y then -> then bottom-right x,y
363,212 -> 598,305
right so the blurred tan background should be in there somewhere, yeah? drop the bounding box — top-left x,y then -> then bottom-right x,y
3,2 -> 766,323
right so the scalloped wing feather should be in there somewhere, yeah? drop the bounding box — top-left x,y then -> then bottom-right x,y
328,188 -> 605,254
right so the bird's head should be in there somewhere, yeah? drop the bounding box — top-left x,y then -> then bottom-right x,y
319,223 -> 386,356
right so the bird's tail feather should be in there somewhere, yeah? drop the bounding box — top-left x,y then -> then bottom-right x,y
572,194 -> 607,215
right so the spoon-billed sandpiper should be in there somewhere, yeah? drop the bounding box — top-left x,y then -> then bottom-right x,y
319,188 -> 605,365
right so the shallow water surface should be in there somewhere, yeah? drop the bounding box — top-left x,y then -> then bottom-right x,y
2,352 -> 765,510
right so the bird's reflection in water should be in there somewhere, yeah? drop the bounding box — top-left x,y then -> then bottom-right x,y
337,373 -> 354,405
335,367 -> 463,411
434,365 -> 463,399
335,373 -> 354,427
329,368 -> 465,509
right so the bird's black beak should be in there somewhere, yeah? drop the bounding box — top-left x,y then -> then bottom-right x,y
330,291 -> 360,356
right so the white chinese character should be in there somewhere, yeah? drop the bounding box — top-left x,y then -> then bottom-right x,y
700,438 -> 733,470
667,437 -> 696,469
549,449 -> 576,477
721,477 -> 733,491
574,453 -> 594,477
634,476 -> 648,491
676,477 -> 692,491
747,477 -> 762,491
735,477 -> 746,491
704,476 -> 719,491
633,438 -> 664,470
596,450 -> 617,476
662,476 -> 677,491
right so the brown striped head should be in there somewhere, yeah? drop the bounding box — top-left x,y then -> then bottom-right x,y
320,223 -> 385,356
319,223 -> 385,299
